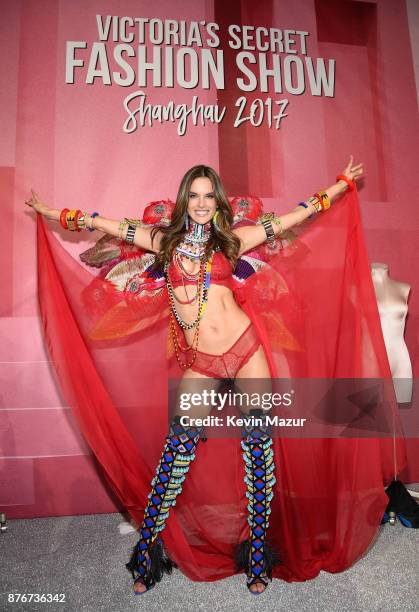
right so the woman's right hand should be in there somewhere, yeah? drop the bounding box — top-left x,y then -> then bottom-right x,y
25,189 -> 51,217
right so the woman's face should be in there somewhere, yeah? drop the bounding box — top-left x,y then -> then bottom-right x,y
187,177 -> 217,225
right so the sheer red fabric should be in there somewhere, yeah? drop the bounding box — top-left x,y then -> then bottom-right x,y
36,189 -> 406,582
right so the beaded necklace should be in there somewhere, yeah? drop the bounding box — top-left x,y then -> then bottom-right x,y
172,270 -> 198,305
165,254 -> 212,330
165,219 -> 213,369
175,220 -> 212,261
166,255 -> 213,370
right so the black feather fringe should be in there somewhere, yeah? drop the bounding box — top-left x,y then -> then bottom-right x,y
234,538 -> 251,573
150,538 -> 177,581
234,539 -> 280,579
126,537 -> 176,587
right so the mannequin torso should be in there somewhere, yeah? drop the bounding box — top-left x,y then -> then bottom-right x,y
371,262 -> 412,403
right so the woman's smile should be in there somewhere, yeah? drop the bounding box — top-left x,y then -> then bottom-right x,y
194,209 -> 211,217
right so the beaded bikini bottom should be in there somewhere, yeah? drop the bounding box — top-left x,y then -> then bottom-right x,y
177,322 -> 261,379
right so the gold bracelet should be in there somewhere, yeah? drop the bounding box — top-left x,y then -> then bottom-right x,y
83,213 -> 93,230
259,212 -> 283,234
118,220 -> 128,241
124,217 -> 148,228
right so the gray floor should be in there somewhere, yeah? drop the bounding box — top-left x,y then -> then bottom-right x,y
0,512 -> 418,612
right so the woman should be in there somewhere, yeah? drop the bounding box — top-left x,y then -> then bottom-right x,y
25,157 -> 364,595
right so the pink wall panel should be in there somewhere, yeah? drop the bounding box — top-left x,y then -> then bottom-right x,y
0,458 -> 35,506
2,409 -> 89,457
0,2 -> 21,166
0,168 -> 15,317
13,0 -> 59,319
269,0 -> 324,201
1,456 -> 121,516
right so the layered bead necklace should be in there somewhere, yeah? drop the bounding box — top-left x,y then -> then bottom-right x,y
165,220 -> 213,369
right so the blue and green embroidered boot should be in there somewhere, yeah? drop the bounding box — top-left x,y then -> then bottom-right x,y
126,415 -> 204,593
235,408 -> 279,595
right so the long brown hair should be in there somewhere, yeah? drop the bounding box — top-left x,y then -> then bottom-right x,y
151,165 -> 241,267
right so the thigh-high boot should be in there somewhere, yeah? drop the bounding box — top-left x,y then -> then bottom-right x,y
126,415 -> 205,593
235,408 -> 278,594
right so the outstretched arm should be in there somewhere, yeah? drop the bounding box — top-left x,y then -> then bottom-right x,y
24,191 -> 162,253
233,156 -> 364,256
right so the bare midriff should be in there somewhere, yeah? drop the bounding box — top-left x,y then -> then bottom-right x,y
173,283 -> 251,355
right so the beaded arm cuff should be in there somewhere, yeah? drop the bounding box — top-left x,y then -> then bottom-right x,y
261,218 -> 275,243
125,224 -> 137,244
258,212 -> 283,250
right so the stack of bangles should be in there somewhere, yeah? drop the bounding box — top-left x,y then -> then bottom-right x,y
59,209 -> 138,244
259,173 -> 355,246
59,209 -> 99,233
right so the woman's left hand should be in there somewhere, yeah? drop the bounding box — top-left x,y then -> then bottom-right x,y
341,155 -> 364,183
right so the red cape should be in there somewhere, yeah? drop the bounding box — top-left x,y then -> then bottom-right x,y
36,189 -> 406,582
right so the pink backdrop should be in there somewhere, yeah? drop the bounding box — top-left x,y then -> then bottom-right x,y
1,0 -> 418,518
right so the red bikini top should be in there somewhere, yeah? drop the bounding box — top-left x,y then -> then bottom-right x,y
167,251 -> 233,289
